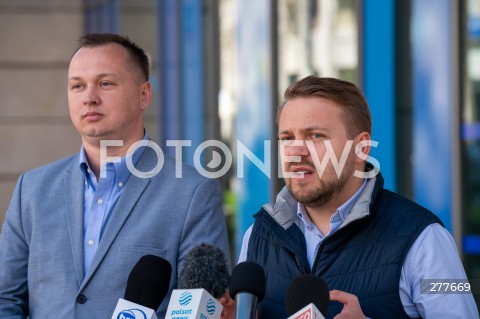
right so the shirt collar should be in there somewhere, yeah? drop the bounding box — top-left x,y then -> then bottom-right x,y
79,131 -> 149,186
297,204 -> 320,234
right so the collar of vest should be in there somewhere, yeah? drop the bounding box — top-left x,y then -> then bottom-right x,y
263,165 -> 385,231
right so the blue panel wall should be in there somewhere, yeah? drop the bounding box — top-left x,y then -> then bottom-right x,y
84,0 -> 118,33
362,0 -> 396,191
157,0 -> 205,164
157,0 -> 182,155
411,0 -> 452,230
182,0 -> 204,165
234,0 -> 272,253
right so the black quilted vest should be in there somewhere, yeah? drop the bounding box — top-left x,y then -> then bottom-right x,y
247,174 -> 442,318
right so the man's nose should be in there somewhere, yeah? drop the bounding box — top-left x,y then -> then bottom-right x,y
283,140 -> 310,157
83,88 -> 100,105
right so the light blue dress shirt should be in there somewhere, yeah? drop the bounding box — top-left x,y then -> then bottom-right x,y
238,181 -> 479,318
298,180 -> 367,266
79,134 -> 147,276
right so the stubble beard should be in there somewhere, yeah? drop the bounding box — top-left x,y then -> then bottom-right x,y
285,155 -> 356,208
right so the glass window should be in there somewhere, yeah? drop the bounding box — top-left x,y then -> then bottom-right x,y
277,0 -> 358,93
462,0 -> 480,293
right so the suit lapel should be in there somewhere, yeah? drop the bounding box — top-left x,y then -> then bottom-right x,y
80,148 -> 154,289
64,156 -> 86,287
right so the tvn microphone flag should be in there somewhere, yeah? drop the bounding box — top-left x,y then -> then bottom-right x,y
111,255 -> 172,319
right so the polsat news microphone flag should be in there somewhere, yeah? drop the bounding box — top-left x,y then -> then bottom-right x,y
165,289 -> 222,319
165,243 -> 230,319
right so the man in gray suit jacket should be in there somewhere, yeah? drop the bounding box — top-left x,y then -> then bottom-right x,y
0,33 -> 230,318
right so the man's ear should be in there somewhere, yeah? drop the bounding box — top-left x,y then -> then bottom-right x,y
354,131 -> 371,165
139,81 -> 152,110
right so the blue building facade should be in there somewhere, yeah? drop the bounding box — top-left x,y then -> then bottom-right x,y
84,0 -> 478,292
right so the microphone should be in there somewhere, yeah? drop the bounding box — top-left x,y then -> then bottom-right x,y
166,243 -> 230,319
178,243 -> 230,298
228,261 -> 266,319
111,254 -> 172,319
285,274 -> 329,319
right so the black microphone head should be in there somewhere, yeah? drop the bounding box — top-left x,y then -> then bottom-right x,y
229,261 -> 265,302
177,243 -> 230,298
285,274 -> 329,317
124,254 -> 172,310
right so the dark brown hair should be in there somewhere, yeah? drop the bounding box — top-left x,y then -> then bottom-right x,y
277,76 -> 372,138
73,33 -> 149,82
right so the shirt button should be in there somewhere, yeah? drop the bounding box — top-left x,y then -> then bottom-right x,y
97,199 -> 103,205
88,240 -> 94,246
87,168 -> 91,174
76,294 -> 87,304
118,182 -> 123,187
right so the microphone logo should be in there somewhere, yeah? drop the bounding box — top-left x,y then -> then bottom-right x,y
179,292 -> 193,306
206,298 -> 216,315
117,309 -> 147,319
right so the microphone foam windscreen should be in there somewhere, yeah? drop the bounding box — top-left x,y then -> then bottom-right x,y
228,261 -> 265,301
285,274 -> 329,317
177,243 -> 230,298
124,254 -> 172,310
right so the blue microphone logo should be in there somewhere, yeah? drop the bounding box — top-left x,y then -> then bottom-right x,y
117,309 -> 147,319
179,292 -> 193,306
206,299 -> 216,315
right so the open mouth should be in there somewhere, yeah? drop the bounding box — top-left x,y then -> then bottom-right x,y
288,165 -> 314,177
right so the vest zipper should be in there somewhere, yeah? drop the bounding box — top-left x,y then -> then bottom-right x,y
311,237 -> 329,273
310,218 -> 365,274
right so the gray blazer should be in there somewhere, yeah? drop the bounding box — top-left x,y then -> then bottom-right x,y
0,147 -> 230,318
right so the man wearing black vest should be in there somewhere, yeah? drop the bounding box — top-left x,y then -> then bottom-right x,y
238,76 -> 479,318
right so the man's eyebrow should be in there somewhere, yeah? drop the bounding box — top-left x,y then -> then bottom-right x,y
278,126 -> 331,135
304,126 -> 331,132
68,73 -> 118,81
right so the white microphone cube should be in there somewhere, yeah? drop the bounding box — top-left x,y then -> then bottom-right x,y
287,303 -> 325,319
111,298 -> 158,319
166,289 -> 223,319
